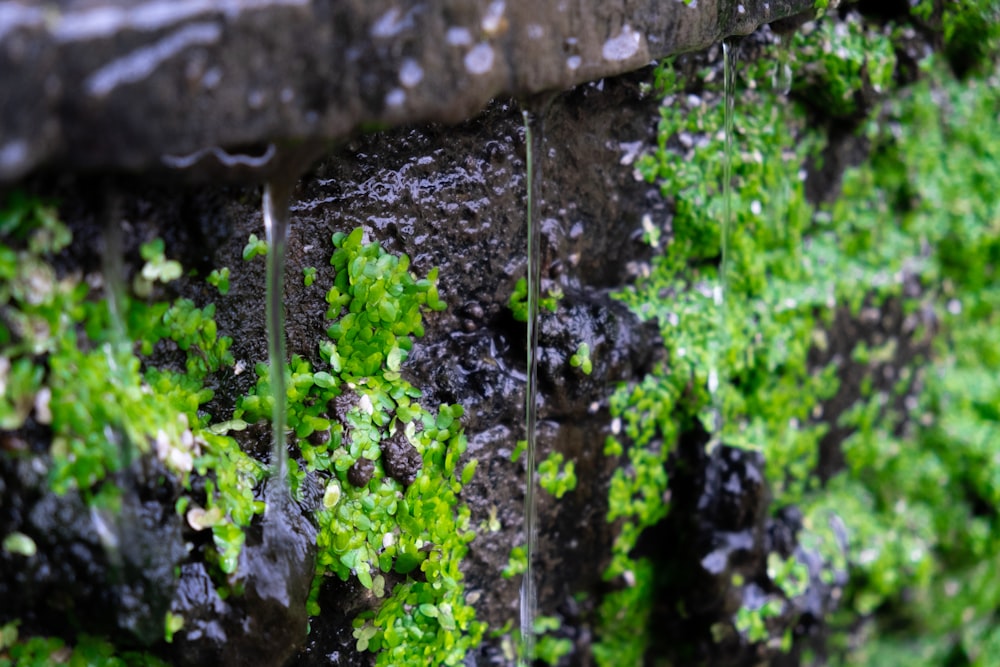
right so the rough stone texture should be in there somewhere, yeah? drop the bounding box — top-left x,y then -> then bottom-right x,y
0,453 -> 187,646
0,0 -> 818,181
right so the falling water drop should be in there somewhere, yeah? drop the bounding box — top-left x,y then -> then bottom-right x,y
722,37 -> 738,301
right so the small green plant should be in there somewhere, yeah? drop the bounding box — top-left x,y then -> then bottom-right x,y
241,233 -> 268,261
569,342 -> 592,375
538,452 -> 577,499
767,552 -> 809,599
532,616 -> 574,666
734,599 -> 784,643
133,238 -> 182,297
510,439 -> 527,463
0,620 -> 169,667
507,277 -> 562,322
1,532 -> 36,557
502,545 -> 528,578
207,267 -> 230,295
302,266 -> 317,287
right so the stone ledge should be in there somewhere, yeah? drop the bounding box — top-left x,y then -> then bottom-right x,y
0,0 -> 815,181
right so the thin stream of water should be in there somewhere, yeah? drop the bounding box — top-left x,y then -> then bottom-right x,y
519,106 -> 544,667
713,38 -> 739,441
100,199 -> 136,473
263,176 -> 297,506
772,34 -> 793,96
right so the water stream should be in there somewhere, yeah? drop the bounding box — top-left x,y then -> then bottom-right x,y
772,34 -> 793,96
518,105 -> 544,667
100,196 -> 135,474
712,38 -> 739,443
262,176 -> 297,507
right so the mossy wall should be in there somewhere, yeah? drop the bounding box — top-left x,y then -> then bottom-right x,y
2,1 -> 1000,665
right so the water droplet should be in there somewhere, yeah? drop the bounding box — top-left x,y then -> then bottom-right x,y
0,140 -> 29,175
201,66 -> 222,89
399,58 -> 424,87
602,24 -> 642,62
481,0 -> 506,35
385,88 -> 406,107
566,55 -> 582,70
371,7 -> 413,37
464,43 -> 495,75
247,89 -> 265,109
85,22 -> 221,97
447,26 -> 473,46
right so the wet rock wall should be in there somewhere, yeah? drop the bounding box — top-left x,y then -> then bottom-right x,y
2,1 -> 980,666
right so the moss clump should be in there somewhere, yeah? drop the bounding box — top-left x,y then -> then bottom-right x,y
595,3 -> 1000,663
911,0 -> 1000,76
0,194 -> 263,653
0,620 -> 170,667
236,227 -> 483,665
801,61 -> 1000,665
538,451 -> 577,499
784,11 -> 896,117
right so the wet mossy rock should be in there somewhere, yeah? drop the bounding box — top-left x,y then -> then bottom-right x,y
0,0 -> 822,180
3,2 -> 1000,667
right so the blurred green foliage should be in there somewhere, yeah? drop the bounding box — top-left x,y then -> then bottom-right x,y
595,3 -> 1000,663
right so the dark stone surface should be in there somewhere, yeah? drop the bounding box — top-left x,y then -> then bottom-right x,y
346,457 -> 375,488
0,0 -> 819,181
2,68 -> 674,665
636,429 -> 849,667
167,493 -> 318,666
0,454 -> 187,647
379,431 -> 422,487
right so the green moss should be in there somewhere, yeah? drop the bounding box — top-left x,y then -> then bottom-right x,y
592,560 -> 655,667
809,63 -> 1000,665
0,193 -> 267,658
0,194 -> 262,576
538,451 -> 577,499
0,620 -> 169,667
596,3 -> 1000,661
783,12 -> 896,117
236,226 -> 483,665
911,0 -> 1000,75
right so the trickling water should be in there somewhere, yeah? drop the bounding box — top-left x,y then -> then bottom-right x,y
712,38 -> 740,441
519,105 -> 544,667
518,92 -> 558,664
100,198 -> 136,473
772,34 -> 793,96
262,175 -> 297,505
722,37 -> 738,301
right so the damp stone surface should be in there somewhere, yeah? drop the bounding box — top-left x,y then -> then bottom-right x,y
0,0 -> 818,180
